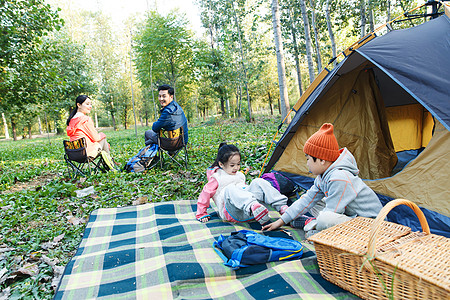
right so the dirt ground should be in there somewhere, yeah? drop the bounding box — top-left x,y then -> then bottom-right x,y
1,173 -> 57,194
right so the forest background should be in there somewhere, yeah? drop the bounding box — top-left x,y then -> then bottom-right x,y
0,0 -> 444,298
0,0 -> 430,140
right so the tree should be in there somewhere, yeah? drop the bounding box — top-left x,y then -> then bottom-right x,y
298,0 -> 316,83
284,2 -> 303,96
325,0 -> 337,66
0,0 -> 62,139
134,11 -> 195,102
308,0 -> 323,72
271,0 -> 290,122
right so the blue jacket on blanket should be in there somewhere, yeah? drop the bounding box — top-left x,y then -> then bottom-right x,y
214,230 -> 303,269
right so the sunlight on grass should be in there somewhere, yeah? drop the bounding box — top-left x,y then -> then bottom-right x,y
0,116 -> 281,298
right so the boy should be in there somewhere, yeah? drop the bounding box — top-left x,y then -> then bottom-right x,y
262,123 -> 382,237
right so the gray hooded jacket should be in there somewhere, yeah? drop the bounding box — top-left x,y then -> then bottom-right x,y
281,148 -> 382,225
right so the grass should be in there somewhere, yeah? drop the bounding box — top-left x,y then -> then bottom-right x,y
0,116 -> 280,299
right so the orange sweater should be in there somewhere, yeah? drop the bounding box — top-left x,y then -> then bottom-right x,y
66,114 -> 107,157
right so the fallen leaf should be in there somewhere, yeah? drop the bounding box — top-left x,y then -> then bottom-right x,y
0,287 -> 10,300
0,247 -> 14,254
132,196 -> 148,206
66,216 -> 85,226
0,268 -> 7,285
41,242 -> 56,250
53,233 -> 65,243
51,265 -> 65,290
41,255 -> 59,267
13,263 -> 39,277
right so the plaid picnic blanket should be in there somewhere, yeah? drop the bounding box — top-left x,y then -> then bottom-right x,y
54,200 -> 359,299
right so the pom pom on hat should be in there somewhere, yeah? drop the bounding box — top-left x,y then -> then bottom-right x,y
303,123 -> 340,161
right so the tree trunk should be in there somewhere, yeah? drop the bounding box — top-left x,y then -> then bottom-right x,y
28,124 -> 32,139
268,91 -> 274,115
238,85 -> 242,118
325,0 -> 337,67
111,112 -> 116,130
2,113 -> 10,139
386,0 -> 391,22
11,118 -> 17,141
220,94 -> 226,116
286,5 -> 303,96
38,116 -> 43,135
367,0 -> 374,32
272,0 -> 291,122
299,0 -> 316,83
231,0 -> 252,121
308,0 -> 322,72
360,0 -> 366,38
225,92 -> 230,118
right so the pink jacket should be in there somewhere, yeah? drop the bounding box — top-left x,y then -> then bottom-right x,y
66,114 -> 107,157
196,167 -> 246,221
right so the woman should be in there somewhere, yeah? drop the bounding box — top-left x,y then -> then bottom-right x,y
66,95 -> 115,170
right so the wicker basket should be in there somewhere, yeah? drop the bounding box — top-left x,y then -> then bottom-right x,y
308,199 -> 450,300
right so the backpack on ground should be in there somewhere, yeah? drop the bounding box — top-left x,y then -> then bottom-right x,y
213,230 -> 303,269
261,171 -> 300,197
124,144 -> 158,173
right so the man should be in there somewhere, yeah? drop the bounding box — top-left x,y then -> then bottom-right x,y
144,84 -> 188,145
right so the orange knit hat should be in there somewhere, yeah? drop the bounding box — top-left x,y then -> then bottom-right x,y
303,123 -> 340,161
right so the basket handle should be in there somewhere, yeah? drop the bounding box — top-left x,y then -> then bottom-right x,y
366,199 -> 430,260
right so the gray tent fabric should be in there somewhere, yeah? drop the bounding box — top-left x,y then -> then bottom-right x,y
265,15 -> 450,172
262,15 -> 450,237
356,15 -> 450,130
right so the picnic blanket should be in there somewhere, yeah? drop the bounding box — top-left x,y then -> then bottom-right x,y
55,200 -> 359,299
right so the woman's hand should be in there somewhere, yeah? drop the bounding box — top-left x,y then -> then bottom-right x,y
262,218 -> 285,231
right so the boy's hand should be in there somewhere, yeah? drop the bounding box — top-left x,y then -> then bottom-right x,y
262,219 -> 285,231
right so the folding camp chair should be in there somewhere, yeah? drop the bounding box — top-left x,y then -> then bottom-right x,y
157,127 -> 188,169
63,137 -> 108,178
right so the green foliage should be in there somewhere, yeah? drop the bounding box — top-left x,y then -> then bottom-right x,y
0,116 -> 280,298
134,11 -> 195,103
0,0 -> 63,112
0,0 -> 62,71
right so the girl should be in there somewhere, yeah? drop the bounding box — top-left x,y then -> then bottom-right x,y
66,95 -> 115,170
196,143 -> 289,225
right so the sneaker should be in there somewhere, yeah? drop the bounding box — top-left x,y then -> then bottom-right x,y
291,215 -> 316,230
279,205 -> 289,215
251,202 -> 270,225
305,229 -> 320,239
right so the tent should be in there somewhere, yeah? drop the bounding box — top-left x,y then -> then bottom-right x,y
264,14 -> 450,237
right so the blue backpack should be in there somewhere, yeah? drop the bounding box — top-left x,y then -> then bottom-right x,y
213,230 -> 303,269
124,144 -> 158,173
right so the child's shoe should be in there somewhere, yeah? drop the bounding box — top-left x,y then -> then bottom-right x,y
290,215 -> 316,230
279,205 -> 289,215
251,202 -> 270,225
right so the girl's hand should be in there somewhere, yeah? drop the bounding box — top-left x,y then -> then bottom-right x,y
262,219 -> 285,231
